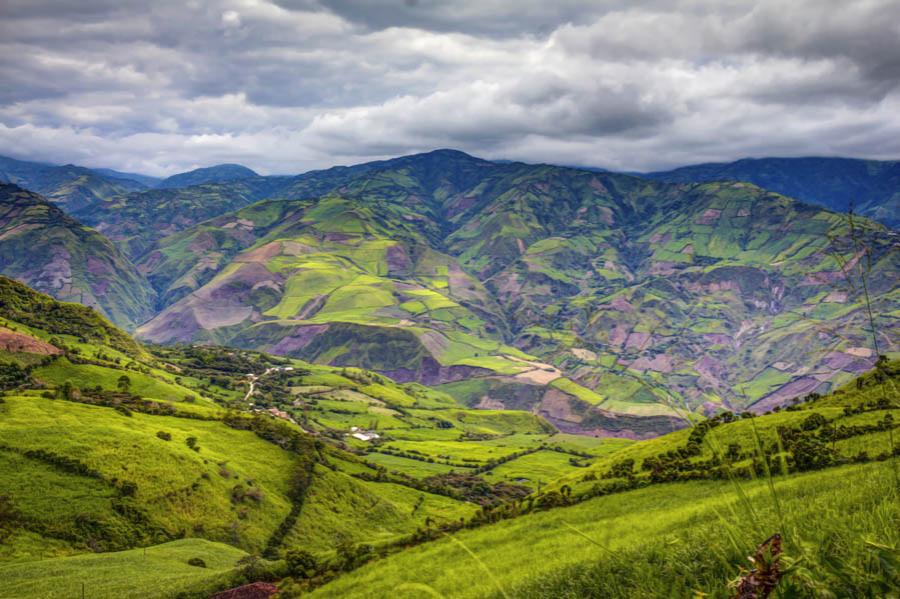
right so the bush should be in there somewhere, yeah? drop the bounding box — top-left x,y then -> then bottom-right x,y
285,549 -> 318,579
156,431 -> 172,441
790,435 -> 836,472
187,557 -> 206,568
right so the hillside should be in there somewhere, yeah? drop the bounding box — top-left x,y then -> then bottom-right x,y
1,281 -> 895,597
302,359 -> 900,598
0,186 -> 157,329
130,151 -> 899,432
642,156 -> 900,228
73,178 -> 289,259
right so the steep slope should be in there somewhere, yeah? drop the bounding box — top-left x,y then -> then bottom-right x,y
0,185 -> 157,329
136,195 -> 525,378
135,152 -> 899,426
0,155 -> 146,212
439,167 -> 899,414
642,156 -> 900,228
157,163 -> 259,189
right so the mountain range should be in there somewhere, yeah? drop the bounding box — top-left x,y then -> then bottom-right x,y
0,150 -> 897,436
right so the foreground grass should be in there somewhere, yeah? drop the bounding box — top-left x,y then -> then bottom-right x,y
309,460 -> 899,598
0,539 -> 247,599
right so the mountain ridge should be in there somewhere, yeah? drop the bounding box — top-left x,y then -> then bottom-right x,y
640,155 -> 900,228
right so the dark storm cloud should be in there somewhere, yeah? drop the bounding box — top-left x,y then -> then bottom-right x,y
0,0 -> 898,175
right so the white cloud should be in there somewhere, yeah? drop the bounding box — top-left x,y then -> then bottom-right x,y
0,0 -> 898,175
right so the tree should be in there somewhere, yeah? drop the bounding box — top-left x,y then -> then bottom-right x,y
117,375 -> 131,392
285,549 -> 318,579
790,435 -> 835,472
725,443 -> 742,462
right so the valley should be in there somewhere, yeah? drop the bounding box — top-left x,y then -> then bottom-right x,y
0,149 -> 897,598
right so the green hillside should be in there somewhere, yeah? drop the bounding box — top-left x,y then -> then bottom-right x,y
304,360 -> 899,598
0,279 -> 504,572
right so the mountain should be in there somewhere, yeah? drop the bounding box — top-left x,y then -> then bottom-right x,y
0,155 -> 148,212
72,151 -> 471,261
0,184 -> 157,328
157,163 -> 259,189
641,156 -> 900,228
132,151 -> 899,432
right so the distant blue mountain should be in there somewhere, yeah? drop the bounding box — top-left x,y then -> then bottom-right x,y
640,156 -> 899,228
157,163 -> 258,189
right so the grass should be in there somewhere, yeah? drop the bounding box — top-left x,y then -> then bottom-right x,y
364,452 -> 473,477
0,539 -> 247,599
0,395 -> 296,553
481,450 -> 590,485
284,466 -> 477,554
308,460 -> 899,598
32,357 -> 213,407
547,365 -> 899,496
381,439 -> 527,466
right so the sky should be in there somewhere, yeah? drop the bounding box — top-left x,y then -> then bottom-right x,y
1,0 -> 899,176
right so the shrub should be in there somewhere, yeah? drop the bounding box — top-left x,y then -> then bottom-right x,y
156,431 -> 172,441
187,557 -> 206,568
285,549 -> 318,579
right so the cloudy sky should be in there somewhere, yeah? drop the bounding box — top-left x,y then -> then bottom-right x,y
1,0 -> 899,176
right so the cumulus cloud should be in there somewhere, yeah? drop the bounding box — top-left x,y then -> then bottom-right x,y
0,0 -> 899,175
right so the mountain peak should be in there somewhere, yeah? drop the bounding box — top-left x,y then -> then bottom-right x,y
157,163 -> 258,189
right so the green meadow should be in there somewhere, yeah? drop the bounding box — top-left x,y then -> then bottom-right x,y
309,460 -> 899,598
0,539 -> 247,599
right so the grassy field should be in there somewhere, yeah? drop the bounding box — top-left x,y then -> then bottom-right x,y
481,450 -> 590,485
284,466 -> 478,554
309,460 -> 899,598
364,452 -> 474,477
32,357 -> 213,407
0,395 -> 298,555
0,539 -> 247,599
